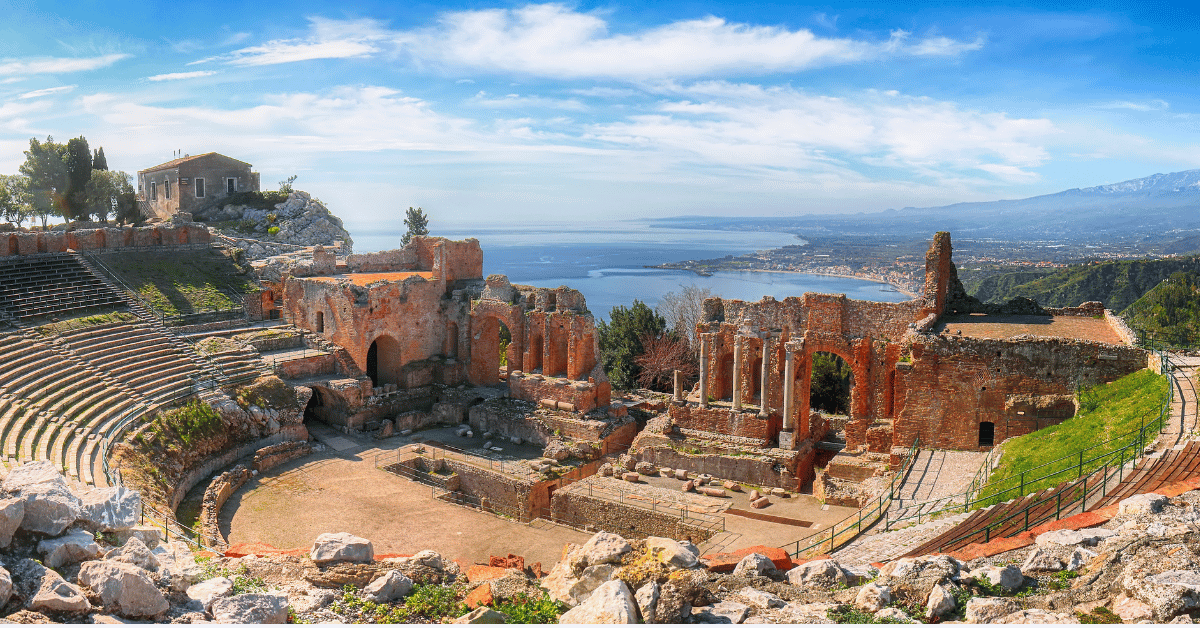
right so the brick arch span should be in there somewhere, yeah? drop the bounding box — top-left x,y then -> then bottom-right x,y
468,300 -> 525,386
793,336 -> 872,441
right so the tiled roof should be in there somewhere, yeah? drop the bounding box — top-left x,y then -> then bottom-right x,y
138,152 -> 251,173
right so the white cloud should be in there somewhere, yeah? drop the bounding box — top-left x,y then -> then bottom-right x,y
194,17 -> 389,66
470,91 -> 586,111
18,85 -> 75,99
0,53 -> 130,76
582,83 -> 1059,182
1097,99 -> 1170,111
192,7 -> 980,77
146,70 -> 218,82
397,4 -> 983,79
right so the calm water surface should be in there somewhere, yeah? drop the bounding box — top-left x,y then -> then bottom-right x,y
351,223 -> 910,318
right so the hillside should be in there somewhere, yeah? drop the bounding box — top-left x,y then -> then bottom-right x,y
968,256 -> 1200,313
1122,272 -> 1200,346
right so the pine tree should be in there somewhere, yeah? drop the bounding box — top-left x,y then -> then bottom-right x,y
92,147 -> 108,171
64,136 -> 92,221
401,206 -> 430,245
597,300 -> 669,390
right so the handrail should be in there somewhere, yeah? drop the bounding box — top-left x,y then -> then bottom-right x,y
778,436 -> 920,559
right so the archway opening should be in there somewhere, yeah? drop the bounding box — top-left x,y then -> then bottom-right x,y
315,311 -> 324,333
498,321 -> 512,380
979,421 -> 995,447
750,354 -> 763,406
366,342 -> 378,386
809,352 -> 852,416
366,334 -> 403,387
303,388 -> 324,424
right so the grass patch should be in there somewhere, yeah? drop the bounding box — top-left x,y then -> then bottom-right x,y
977,369 -> 1168,506
34,311 -> 138,336
96,248 -> 255,317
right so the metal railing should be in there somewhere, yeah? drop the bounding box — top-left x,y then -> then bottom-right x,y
553,475 -> 727,534
139,500 -> 221,553
778,437 -> 921,559
378,443 -> 533,481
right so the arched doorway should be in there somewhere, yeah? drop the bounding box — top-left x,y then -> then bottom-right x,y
366,334 -> 403,387
303,387 -> 324,424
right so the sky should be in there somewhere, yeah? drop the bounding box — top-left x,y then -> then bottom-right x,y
1,1 -> 1198,230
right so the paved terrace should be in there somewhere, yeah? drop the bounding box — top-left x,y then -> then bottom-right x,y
934,313 -> 1126,345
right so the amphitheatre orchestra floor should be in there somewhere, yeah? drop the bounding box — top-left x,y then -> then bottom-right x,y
934,314 -> 1126,345
220,423 -> 858,565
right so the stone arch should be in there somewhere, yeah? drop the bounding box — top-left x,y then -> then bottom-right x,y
468,302 -> 524,386
315,311 -> 325,333
366,333 -> 403,388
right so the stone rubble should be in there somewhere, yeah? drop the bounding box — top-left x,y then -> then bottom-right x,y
11,459 -> 1200,624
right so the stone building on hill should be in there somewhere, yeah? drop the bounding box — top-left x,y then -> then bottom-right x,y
137,153 -> 260,220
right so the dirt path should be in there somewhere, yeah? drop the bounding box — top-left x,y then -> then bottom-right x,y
220,432 -> 588,568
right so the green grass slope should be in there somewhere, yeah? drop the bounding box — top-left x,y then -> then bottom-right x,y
977,369 -> 1168,505
969,256 -> 1200,313
99,248 -> 257,317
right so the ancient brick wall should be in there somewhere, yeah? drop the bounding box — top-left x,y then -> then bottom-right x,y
549,487 -> 716,541
894,334 -> 1150,450
1,224 -> 210,258
666,404 -> 774,444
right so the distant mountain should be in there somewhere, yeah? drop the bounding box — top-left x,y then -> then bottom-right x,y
653,169 -> 1200,242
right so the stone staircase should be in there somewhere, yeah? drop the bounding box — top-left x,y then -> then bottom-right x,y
832,511 -> 974,566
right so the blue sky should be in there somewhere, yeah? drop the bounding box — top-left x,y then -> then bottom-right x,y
1,1 -> 1198,229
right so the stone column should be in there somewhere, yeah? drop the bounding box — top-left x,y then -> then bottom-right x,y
699,334 -> 710,408
758,333 -> 772,419
732,335 -> 744,411
673,369 -> 682,403
782,345 -> 792,429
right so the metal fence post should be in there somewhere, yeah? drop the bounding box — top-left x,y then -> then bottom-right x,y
1078,450 -> 1084,479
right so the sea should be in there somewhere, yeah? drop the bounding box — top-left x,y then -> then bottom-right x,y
350,222 -> 910,319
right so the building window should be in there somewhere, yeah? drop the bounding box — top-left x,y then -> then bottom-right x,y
227,178 -> 236,194
195,178 -> 205,198
165,179 -> 171,200
150,181 -> 157,201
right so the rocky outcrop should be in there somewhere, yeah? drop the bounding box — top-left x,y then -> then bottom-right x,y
200,190 -> 353,258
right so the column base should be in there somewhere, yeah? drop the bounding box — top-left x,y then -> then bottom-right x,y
778,429 -> 796,450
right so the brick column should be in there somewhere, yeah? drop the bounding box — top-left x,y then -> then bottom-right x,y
732,335 -> 744,411
758,333 -> 772,419
699,333 -> 710,408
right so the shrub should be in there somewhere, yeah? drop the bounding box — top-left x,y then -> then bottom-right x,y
492,591 -> 566,623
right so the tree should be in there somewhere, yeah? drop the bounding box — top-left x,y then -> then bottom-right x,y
0,175 -> 32,228
656,285 -> 713,356
279,174 -> 298,193
92,147 -> 108,171
597,300 -> 668,390
635,332 -> 697,392
19,136 -> 67,226
63,136 -> 92,221
401,206 -> 429,245
85,170 -> 135,224
810,352 -> 852,415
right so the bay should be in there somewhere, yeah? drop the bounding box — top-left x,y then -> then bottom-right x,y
350,222 -> 910,318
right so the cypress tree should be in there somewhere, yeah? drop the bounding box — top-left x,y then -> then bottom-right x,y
64,136 -> 92,221
92,147 -> 108,171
